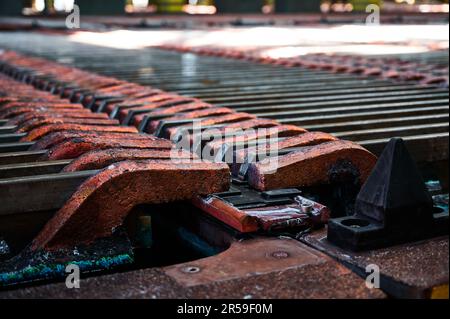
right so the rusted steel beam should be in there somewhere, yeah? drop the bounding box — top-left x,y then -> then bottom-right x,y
21,124 -> 138,142
63,148 -> 194,172
17,117 -> 120,133
31,160 -> 230,250
145,107 -> 234,133
0,105 -> 84,119
231,131 -> 338,176
96,89 -> 163,112
219,118 -> 280,131
88,86 -> 156,111
247,140 -> 377,191
30,131 -> 154,151
135,101 -> 212,131
165,113 -> 256,140
41,136 -> 173,160
119,97 -> 200,125
7,111 -> 109,127
207,124 -> 307,150
107,93 -> 177,117
0,102 -> 81,112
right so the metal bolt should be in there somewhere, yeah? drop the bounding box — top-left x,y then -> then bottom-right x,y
301,202 -> 313,214
271,251 -> 289,259
181,266 -> 201,274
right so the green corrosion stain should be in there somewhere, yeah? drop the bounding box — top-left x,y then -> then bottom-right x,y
0,253 -> 133,287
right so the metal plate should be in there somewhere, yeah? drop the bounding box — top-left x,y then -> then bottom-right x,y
300,228 -> 449,299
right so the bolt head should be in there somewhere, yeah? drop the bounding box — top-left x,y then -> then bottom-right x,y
181,266 -> 201,274
271,251 -> 290,259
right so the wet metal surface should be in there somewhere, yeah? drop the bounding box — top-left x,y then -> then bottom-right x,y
0,32 -> 448,163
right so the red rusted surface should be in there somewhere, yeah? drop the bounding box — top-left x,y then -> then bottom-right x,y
117,97 -> 197,123
207,124 -> 307,151
247,140 -> 377,191
100,90 -> 162,113
192,196 -> 260,232
134,101 -> 212,130
103,93 -> 175,115
31,160 -> 230,250
17,117 -> 120,133
42,136 -> 173,160
21,124 -> 138,142
232,131 -> 338,175
146,107 -> 234,133
219,118 -> 280,131
0,105 -> 83,119
89,83 -> 138,95
30,131 -> 155,151
63,148 -> 194,171
193,193 -> 329,233
1,50 -> 388,263
422,75 -> 449,86
160,107 -> 234,121
165,113 -> 256,139
235,133 -> 338,176
0,102 -> 81,112
7,111 -> 109,127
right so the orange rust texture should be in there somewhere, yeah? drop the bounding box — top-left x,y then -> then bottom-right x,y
0,105 -> 84,119
21,124 -> 138,142
42,136 -> 173,160
0,102 -> 81,112
166,113 -> 256,139
219,118 -> 280,132
134,101 -> 212,130
233,132 -> 338,164
101,90 -> 163,114
31,160 -> 230,250
90,83 -> 139,95
117,97 -> 197,123
17,117 -> 120,133
7,111 -> 109,127
146,107 -> 233,133
104,93 -> 176,114
183,118 -> 283,146
192,196 -> 259,233
207,125 -> 307,152
247,140 -> 377,191
63,148 -> 195,172
231,132 -> 337,176
30,131 -> 155,151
